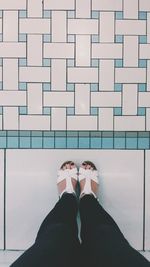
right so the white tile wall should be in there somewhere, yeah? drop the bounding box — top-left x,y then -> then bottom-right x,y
0,150 -> 4,249
5,150 -> 144,250
145,151 -> 150,250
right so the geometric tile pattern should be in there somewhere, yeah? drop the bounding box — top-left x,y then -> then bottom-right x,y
0,0 -> 150,132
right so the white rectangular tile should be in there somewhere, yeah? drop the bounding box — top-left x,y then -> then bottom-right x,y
6,150 -> 144,250
68,67 -> 98,83
99,60 -> 114,90
122,84 -> 138,115
124,36 -> 138,67
92,44 -> 122,59
145,150 -> 150,249
20,18 -> 50,34
147,13 -> 150,43
139,0 -> 150,11
100,12 -> 114,42
146,108 -> 150,131
67,116 -> 97,130
147,56 -> 150,91
114,116 -> 145,131
3,59 -> 18,90
20,67 -> 50,82
139,92 -> 150,107
116,20 -> 146,35
28,84 -> 42,114
0,0 -> 26,9
76,35 -> 91,66
68,19 -> 98,34
3,107 -> 18,130
0,91 -> 26,106
76,0 -> 91,18
28,0 -> 42,17
115,68 -> 146,83
75,84 -> 90,115
91,92 -> 121,107
44,92 -> 74,107
52,11 -> 66,42
51,60 -> 66,90
92,0 -> 122,11
27,35 -> 42,66
0,43 -> 26,58
0,115 -> 2,130
0,150 -> 4,249
124,0 -> 138,19
3,11 -> 18,41
51,108 -> 66,130
140,44 -> 150,60
98,108 -> 113,130
20,115 -> 50,130
44,43 -> 74,59
44,0 -> 74,10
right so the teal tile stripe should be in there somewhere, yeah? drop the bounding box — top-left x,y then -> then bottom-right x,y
0,131 -> 150,149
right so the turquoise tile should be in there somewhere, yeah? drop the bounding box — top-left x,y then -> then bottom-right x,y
32,137 -> 43,148
20,137 -> 31,148
43,83 -> 51,91
115,11 -> 123,20
92,35 -> 99,43
91,11 -> 99,19
43,137 -> 55,148
138,138 -> 149,149
0,107 -> 3,114
20,131 -> 30,137
43,34 -> 51,43
139,35 -> 147,44
91,59 -> 99,67
79,137 -> 90,148
114,83 -> 122,91
139,59 -> 147,68
67,34 -> 75,43
43,58 -> 51,67
126,138 -> 137,149
19,10 -> 27,18
44,131 -> 54,137
114,138 -> 125,149
91,83 -> 99,91
91,137 -> 102,148
67,10 -> 75,18
115,35 -> 123,43
19,106 -> 27,115
0,137 -> 6,148
67,83 -> 75,91
32,131 -> 42,137
19,58 -> 27,66
114,107 -> 122,115
0,131 -> 6,136
67,59 -> 75,67
91,107 -> 98,115
67,137 -> 78,148
19,34 -> 27,42
139,11 -> 147,20
7,137 -> 19,148
55,137 -> 66,148
138,107 -> 146,116
138,83 -> 147,92
43,10 -> 51,18
115,59 -> 123,67
43,107 -> 51,115
67,131 -> 78,137
67,107 -> 75,115
102,138 -> 113,149
19,82 -> 27,90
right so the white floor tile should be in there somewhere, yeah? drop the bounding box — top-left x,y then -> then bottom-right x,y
0,150 -> 4,249
145,151 -> 150,250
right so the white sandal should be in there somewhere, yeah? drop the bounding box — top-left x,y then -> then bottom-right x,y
57,162 -> 78,198
78,165 -> 99,199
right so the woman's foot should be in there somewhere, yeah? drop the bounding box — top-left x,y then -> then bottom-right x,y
79,161 -> 99,199
57,161 -> 78,198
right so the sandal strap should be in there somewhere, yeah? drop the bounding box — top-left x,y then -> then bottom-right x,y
57,167 -> 78,198
79,167 -> 99,199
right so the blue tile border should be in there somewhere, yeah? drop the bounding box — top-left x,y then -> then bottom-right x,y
0,131 -> 149,149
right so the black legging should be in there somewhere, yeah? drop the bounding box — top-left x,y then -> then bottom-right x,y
10,193 -> 150,267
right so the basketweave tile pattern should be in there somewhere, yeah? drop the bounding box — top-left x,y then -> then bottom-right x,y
0,0 -> 150,133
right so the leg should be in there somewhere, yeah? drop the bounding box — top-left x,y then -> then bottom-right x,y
80,195 -> 150,267
10,193 -> 80,267
10,161 -> 80,267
